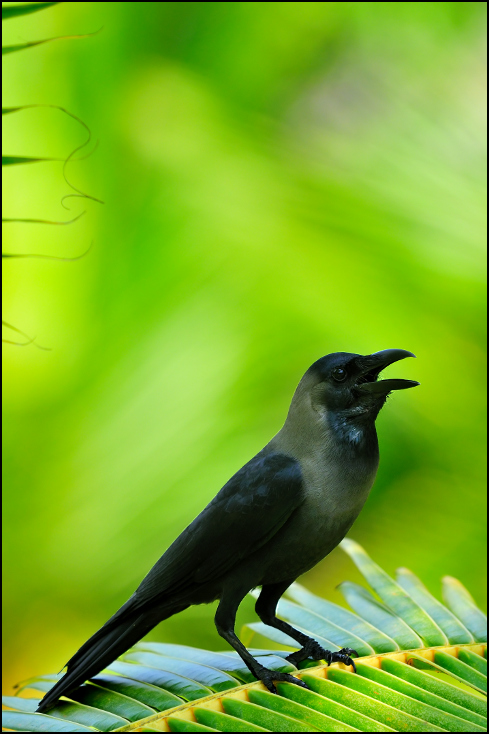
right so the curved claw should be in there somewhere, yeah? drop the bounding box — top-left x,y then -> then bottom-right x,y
281,673 -> 309,689
255,668 -> 309,694
334,647 -> 358,673
340,647 -> 359,657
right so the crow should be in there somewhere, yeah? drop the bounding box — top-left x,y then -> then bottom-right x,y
37,348 -> 418,710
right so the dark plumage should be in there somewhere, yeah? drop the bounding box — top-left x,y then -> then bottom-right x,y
37,348 -> 418,710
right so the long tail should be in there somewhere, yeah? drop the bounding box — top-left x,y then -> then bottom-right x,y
36,601 -> 187,713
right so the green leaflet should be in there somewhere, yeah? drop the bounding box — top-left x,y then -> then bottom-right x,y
68,682 -> 156,723
193,707 -> 268,732
2,696 -> 40,712
244,620 -> 340,651
93,673 -> 183,712
341,539 -> 447,646
269,681 -> 395,731
380,656 -> 487,719
407,652 -> 487,696
396,568 -> 474,644
458,649 -> 488,675
433,651 -> 487,694
248,587 -> 374,656
442,577 -> 487,643
37,698 -> 128,732
107,660 -> 211,701
252,686 -> 360,732
14,674 -> 63,694
355,663 -> 486,732
167,718 -> 218,732
286,582 -> 399,654
123,651 -> 240,693
274,597 -> 375,657
2,3 -> 59,20
0,710 -> 97,732
6,543 -> 487,732
303,672 -> 444,732
338,581 -> 423,649
222,696 -> 321,732
133,643 -> 293,684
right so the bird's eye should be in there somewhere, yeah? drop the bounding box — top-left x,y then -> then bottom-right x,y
332,367 -> 347,382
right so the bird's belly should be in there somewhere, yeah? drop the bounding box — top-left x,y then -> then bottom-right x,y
258,473 -> 373,585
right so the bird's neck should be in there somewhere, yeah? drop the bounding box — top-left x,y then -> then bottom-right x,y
327,410 -> 379,455
276,396 -> 379,468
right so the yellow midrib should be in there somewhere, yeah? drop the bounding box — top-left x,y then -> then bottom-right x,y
114,642 -> 487,732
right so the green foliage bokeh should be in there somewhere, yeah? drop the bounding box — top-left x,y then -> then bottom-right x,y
2,1 -> 486,695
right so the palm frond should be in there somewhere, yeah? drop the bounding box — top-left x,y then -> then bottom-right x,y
2,542 -> 486,732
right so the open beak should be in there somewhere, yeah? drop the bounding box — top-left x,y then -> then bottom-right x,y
355,349 -> 419,395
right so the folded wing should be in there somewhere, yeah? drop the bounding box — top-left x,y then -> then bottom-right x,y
132,452 -> 305,604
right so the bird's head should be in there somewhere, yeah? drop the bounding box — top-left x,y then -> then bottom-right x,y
294,349 -> 419,436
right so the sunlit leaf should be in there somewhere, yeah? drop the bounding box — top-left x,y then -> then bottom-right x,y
68,682 -> 156,722
193,706 -> 268,732
244,619 -> 340,651
341,540 -> 447,646
252,686 -> 359,732
7,544 -> 487,732
107,660 -> 211,702
352,664 -> 485,732
396,568 -> 474,644
266,681 -> 395,731
286,583 -> 399,654
93,673 -> 182,712
361,660 -> 487,727
432,651 -> 487,694
122,652 -> 240,693
2,696 -> 40,712
407,652 -> 487,696
0,710 -> 97,732
275,596 -> 375,657
338,581 -> 423,650
44,698 -> 128,732
458,649 -> 488,676
381,657 -> 487,718
167,718 -> 218,732
442,577 -> 487,643
302,672 -> 444,732
222,696 -> 321,732
133,643 -> 291,684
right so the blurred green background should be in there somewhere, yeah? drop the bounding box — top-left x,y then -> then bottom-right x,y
2,1 -> 486,695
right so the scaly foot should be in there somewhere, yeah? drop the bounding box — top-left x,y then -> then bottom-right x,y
286,641 -> 358,672
254,666 -> 310,695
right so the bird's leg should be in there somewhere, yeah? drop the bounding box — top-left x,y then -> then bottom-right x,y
215,589 -> 309,694
255,583 -> 358,672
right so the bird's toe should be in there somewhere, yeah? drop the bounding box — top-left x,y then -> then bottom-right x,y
255,667 -> 309,693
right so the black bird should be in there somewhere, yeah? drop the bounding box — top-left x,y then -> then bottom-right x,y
37,349 -> 418,711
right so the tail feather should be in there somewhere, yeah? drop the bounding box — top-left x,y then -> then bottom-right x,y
36,602 -> 187,713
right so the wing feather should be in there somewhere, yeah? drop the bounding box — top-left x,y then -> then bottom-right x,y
133,452 -> 304,604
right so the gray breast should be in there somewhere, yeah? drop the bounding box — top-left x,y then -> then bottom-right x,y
257,434 -> 379,585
